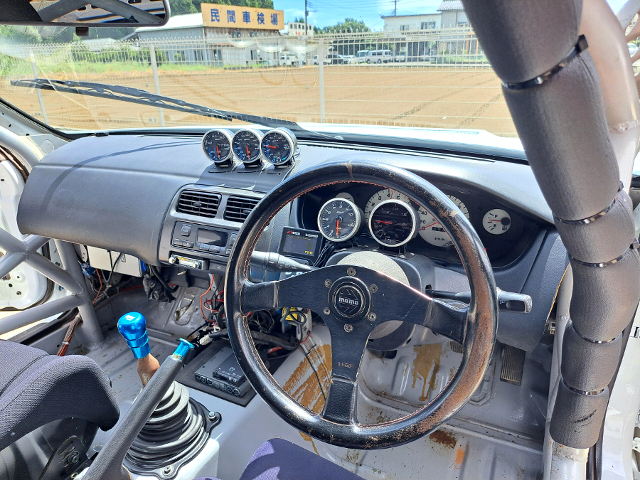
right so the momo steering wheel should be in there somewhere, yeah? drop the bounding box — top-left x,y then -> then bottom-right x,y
224,160 -> 498,449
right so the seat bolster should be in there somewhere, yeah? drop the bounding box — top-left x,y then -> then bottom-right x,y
0,353 -> 119,451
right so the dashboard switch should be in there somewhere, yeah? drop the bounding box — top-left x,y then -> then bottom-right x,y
181,224 -> 192,236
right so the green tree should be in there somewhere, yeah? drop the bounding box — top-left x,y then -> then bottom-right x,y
0,25 -> 42,43
169,0 -> 197,15
294,17 -> 304,23
321,18 -> 370,33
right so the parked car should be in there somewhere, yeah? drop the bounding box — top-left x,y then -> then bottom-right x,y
278,54 -> 298,67
366,49 -> 393,64
339,54 -> 355,64
393,53 -> 407,62
355,49 -> 370,63
326,53 -> 344,65
312,54 -> 331,65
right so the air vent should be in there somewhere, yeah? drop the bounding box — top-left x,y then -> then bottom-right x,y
177,190 -> 221,218
224,195 -> 260,222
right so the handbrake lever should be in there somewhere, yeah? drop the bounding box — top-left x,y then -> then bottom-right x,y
426,288 -> 532,313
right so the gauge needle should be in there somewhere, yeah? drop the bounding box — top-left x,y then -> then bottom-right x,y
336,218 -> 340,236
267,145 -> 277,149
489,220 -> 502,222
216,146 -> 219,157
375,220 -> 393,225
245,146 -> 250,157
420,221 -> 438,230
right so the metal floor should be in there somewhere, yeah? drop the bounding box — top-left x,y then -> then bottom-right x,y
88,289 -> 545,480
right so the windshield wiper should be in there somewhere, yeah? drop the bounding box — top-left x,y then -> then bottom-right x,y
10,78 -> 306,132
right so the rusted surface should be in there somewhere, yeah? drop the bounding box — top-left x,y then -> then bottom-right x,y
428,429 -> 457,449
411,344 -> 442,402
454,447 -> 465,469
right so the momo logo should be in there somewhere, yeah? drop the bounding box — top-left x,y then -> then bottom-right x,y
338,296 -> 359,306
333,285 -> 364,317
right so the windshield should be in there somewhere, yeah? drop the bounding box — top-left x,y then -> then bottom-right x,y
0,2 -> 519,138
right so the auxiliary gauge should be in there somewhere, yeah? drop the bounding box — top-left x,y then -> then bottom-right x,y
232,129 -> 263,166
261,128 -> 297,166
202,129 -> 233,165
317,198 -> 362,242
369,200 -> 416,247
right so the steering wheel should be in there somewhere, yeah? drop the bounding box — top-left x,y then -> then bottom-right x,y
224,160 -> 498,449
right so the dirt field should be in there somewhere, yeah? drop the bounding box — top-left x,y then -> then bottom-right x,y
0,65 -> 516,136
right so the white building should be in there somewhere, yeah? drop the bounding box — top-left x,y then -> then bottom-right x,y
382,13 -> 441,34
285,22 -> 314,36
438,0 -> 468,28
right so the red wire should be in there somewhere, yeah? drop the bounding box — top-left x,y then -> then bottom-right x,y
93,270 -> 103,305
200,275 -> 215,322
267,346 -> 283,354
300,331 -> 311,345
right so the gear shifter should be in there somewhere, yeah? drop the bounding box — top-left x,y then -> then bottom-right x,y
82,312 -> 220,480
118,312 -> 160,386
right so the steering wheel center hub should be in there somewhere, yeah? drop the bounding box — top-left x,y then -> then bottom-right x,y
329,276 -> 370,322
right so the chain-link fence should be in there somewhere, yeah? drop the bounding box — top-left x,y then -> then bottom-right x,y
0,29 -> 517,136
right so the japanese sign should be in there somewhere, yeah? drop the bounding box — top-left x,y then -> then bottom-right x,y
202,3 -> 284,30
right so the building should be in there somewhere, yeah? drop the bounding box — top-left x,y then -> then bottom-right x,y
437,0 -> 468,28
134,4 -> 285,67
382,13 -> 441,34
285,22 -> 314,36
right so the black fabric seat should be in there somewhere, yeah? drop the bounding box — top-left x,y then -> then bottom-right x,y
197,438 -> 364,480
0,340 -> 120,451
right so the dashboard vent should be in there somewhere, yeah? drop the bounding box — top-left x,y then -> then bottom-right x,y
224,196 -> 260,222
177,190 -> 221,218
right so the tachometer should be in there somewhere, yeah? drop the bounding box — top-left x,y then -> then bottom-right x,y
483,209 -> 511,235
261,128 -> 296,166
418,195 -> 469,247
317,198 -> 361,241
364,189 -> 411,221
202,129 -> 233,165
232,129 -> 263,165
369,200 -> 416,247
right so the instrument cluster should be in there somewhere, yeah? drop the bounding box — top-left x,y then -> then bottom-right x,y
301,184 -> 537,267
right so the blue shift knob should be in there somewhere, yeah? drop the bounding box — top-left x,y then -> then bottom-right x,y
118,312 -> 150,359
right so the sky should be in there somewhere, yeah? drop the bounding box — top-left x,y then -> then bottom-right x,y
275,0 -> 630,31
275,0 -> 443,31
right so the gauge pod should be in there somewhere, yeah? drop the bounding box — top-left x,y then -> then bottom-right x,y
261,128 -> 297,166
202,128 -> 234,166
232,128 -> 264,166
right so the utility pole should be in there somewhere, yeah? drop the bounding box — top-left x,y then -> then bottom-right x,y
304,0 -> 308,36
393,0 -> 397,15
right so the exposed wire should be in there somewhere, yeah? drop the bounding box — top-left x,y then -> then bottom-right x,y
93,269 -> 103,305
104,251 -> 124,284
200,274 -> 215,323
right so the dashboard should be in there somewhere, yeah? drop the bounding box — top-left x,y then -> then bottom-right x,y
16,126 -> 566,351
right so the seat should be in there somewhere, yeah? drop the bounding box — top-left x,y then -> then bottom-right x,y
197,438 -> 364,480
0,339 -> 120,451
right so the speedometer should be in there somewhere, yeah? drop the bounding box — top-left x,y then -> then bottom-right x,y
317,198 -> 361,241
364,189 -> 411,221
232,129 -> 263,165
418,195 -> 469,247
369,200 -> 416,247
